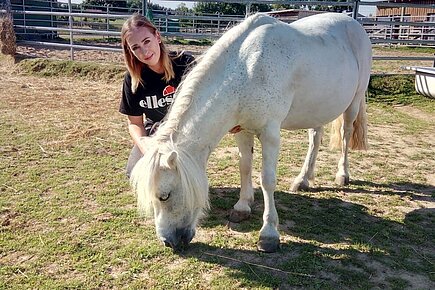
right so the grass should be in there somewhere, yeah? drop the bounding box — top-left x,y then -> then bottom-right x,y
15,58 -> 125,81
1,56 -> 434,289
369,74 -> 435,109
374,45 -> 435,55
167,38 -> 213,46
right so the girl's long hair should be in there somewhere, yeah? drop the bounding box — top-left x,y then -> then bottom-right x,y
121,13 -> 174,93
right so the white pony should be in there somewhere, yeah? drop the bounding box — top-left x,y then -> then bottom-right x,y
131,13 -> 372,253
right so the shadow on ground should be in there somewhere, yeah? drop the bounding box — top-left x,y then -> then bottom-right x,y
179,184 -> 434,288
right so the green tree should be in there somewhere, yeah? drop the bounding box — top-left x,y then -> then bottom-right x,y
82,0 -> 127,8
309,0 -> 351,13
193,2 -> 270,16
271,4 -> 301,11
149,2 -> 168,11
271,1 -> 350,13
127,0 -> 142,9
127,1 -> 168,11
251,4 -> 271,13
176,3 -> 190,13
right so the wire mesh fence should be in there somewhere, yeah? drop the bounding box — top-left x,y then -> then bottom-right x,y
1,0 -> 435,61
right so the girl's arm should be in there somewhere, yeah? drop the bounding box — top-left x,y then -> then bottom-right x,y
127,115 -> 147,154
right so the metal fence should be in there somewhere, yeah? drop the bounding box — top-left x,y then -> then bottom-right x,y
1,0 -> 435,62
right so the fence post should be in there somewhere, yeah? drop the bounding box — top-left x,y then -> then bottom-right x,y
106,4 -> 109,41
68,0 -> 74,60
193,17 -> 195,34
80,5 -> 83,28
22,0 -> 26,35
421,24 -> 424,41
400,6 -> 407,40
165,10 -> 168,33
217,13 -> 220,34
49,0 -> 53,39
245,2 -> 251,18
142,0 -> 147,16
352,0 -> 360,19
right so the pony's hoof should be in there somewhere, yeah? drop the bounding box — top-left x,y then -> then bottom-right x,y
228,210 -> 251,223
335,175 -> 349,186
257,237 -> 280,253
290,181 -> 310,192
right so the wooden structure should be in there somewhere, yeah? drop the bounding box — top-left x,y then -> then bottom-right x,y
377,0 -> 435,21
265,9 -> 324,23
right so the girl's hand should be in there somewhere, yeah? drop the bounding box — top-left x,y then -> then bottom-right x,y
127,115 -> 147,153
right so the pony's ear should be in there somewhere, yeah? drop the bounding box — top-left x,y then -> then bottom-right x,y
160,151 -> 177,169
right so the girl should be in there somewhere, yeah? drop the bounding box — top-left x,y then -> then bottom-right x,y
119,14 -> 195,176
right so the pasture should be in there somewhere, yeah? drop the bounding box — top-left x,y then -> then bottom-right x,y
0,54 -> 434,289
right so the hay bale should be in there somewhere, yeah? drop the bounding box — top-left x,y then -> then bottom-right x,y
0,15 -> 16,56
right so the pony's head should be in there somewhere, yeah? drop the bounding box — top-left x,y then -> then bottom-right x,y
130,137 -> 209,250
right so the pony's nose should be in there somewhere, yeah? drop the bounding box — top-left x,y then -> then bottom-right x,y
177,227 -> 195,247
163,239 -> 175,249
161,228 -> 195,251
161,236 -> 179,250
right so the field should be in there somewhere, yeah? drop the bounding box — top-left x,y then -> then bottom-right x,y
0,49 -> 434,289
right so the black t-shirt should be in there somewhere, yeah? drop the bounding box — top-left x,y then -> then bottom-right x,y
119,51 -> 195,122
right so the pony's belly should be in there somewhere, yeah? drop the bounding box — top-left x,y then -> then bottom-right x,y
281,97 -> 352,130
281,115 -> 337,130
279,67 -> 360,130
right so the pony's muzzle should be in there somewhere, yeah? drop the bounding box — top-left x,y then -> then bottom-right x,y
161,227 -> 195,251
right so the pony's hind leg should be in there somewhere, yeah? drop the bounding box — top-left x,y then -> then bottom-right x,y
335,117 -> 352,186
334,98 -> 365,186
291,127 -> 324,192
229,131 -> 255,223
257,121 -> 281,253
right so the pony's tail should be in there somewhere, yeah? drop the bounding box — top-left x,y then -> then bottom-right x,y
329,115 -> 343,150
350,100 -> 368,150
329,99 -> 368,150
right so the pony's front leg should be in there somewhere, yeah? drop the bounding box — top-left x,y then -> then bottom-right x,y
257,122 -> 281,253
291,127 -> 323,192
229,132 -> 254,223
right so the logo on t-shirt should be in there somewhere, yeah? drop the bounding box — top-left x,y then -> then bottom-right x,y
163,85 -> 175,97
139,85 -> 176,109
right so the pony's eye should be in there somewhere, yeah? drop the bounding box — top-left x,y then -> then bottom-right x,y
159,193 -> 171,202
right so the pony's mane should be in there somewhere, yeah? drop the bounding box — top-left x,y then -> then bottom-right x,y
131,14 -> 277,215
154,13 -> 275,143
130,138 -> 209,217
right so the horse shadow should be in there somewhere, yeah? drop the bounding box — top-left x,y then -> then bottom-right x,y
178,184 -> 434,288
351,180 -> 434,201
304,180 -> 434,199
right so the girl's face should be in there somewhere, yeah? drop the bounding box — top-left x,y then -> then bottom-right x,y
127,26 -> 162,73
